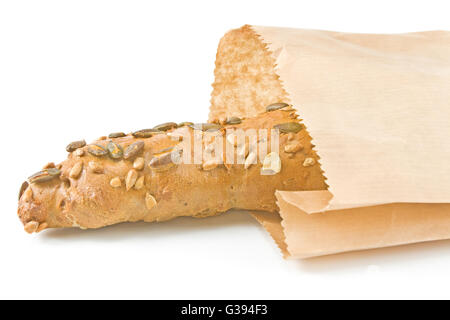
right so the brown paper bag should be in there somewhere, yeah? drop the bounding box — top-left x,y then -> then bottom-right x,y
210,25 -> 450,258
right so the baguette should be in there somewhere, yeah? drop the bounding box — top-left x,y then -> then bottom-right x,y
17,105 -> 326,233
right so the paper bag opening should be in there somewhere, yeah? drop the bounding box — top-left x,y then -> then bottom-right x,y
211,25 -> 450,258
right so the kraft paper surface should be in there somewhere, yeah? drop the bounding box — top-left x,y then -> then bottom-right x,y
253,26 -> 450,212
253,196 -> 450,259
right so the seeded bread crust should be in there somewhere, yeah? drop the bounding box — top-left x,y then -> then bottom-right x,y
18,108 -> 327,233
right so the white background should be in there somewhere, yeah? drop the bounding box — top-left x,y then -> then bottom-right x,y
1,0 -> 450,299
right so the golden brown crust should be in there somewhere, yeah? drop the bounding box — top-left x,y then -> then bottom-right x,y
18,109 -> 327,232
209,25 -> 289,122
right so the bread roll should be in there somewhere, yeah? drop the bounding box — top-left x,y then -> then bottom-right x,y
18,107 -> 326,233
